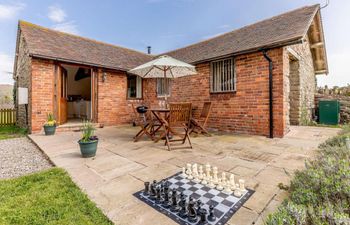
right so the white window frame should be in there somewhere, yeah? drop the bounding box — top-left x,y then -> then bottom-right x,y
127,74 -> 142,99
157,78 -> 171,97
210,57 -> 236,93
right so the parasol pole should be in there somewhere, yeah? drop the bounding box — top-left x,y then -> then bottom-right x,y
164,66 -> 167,108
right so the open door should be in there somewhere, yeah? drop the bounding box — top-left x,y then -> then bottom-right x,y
55,66 -> 68,125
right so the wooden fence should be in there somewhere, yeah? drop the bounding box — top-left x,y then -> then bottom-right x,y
0,109 -> 16,126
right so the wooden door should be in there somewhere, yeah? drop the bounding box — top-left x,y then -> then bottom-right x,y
91,69 -> 98,122
59,67 -> 68,124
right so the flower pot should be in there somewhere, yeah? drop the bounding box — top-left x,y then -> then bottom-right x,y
44,125 -> 56,135
78,140 -> 98,158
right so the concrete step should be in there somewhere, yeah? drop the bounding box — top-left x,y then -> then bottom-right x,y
56,122 -> 102,132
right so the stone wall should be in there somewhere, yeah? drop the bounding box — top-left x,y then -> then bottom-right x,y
15,33 -> 31,129
283,38 -> 316,125
315,93 -> 350,124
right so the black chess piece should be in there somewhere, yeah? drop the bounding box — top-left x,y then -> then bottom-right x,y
144,182 -> 150,196
198,208 -> 208,225
150,180 -> 157,199
170,189 -> 179,212
162,184 -> 170,207
207,205 -> 216,222
178,193 -> 187,218
187,198 -> 197,223
155,186 -> 162,203
196,199 -> 202,214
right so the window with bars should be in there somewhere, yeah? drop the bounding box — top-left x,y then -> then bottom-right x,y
157,78 -> 171,97
210,58 -> 235,93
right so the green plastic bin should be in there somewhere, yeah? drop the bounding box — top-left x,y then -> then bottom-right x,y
319,100 -> 340,125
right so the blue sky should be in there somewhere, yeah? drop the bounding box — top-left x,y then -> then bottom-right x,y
0,0 -> 348,87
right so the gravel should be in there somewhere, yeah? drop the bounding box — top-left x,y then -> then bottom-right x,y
0,137 -> 53,179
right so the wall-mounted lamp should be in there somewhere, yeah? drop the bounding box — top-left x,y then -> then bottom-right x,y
102,72 -> 107,82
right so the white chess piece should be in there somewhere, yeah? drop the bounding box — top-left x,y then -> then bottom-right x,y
222,172 -> 227,184
216,178 -> 223,191
192,163 -> 198,175
186,164 -> 192,175
201,174 -> 208,185
239,179 -> 246,192
234,189 -> 242,197
182,167 -> 187,178
208,177 -> 216,188
205,163 -> 211,178
224,182 -> 233,194
212,167 -> 219,185
198,165 -> 204,180
229,174 -> 236,190
187,164 -> 193,180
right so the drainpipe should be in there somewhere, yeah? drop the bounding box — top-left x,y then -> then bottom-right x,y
262,49 -> 274,138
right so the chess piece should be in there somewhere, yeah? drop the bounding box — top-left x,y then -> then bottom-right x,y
224,182 -> 233,194
155,186 -> 162,203
198,165 -> 204,180
170,189 -> 179,212
216,178 -> 223,191
187,198 -> 197,223
198,208 -> 208,225
201,174 -> 208,185
208,177 -> 216,188
144,182 -> 150,196
162,184 -> 171,208
212,167 -> 219,185
222,172 -> 227,183
182,167 -> 187,178
239,179 -> 246,192
150,180 -> 157,199
205,163 -> 211,178
207,205 -> 216,222
187,164 -> 193,180
229,174 -> 236,190
196,199 -> 202,215
234,189 -> 242,197
178,193 -> 187,218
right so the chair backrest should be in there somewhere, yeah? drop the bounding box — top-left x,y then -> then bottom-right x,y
200,102 -> 212,119
169,103 -> 192,127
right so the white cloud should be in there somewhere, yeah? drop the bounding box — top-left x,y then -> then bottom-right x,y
0,53 -> 14,85
201,32 -> 225,40
317,53 -> 350,88
48,5 -> 66,23
160,33 -> 185,39
0,2 -> 25,20
218,24 -> 230,29
52,21 -> 79,35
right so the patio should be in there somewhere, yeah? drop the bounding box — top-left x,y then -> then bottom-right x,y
29,125 -> 339,225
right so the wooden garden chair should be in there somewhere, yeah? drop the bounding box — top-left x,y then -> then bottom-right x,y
131,103 -> 155,142
158,103 -> 192,151
190,101 -> 212,136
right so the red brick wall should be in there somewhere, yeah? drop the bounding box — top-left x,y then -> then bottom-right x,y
30,58 -> 55,132
144,48 -> 286,137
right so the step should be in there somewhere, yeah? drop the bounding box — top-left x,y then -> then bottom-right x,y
56,123 -> 102,132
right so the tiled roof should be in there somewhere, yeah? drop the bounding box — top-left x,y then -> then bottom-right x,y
19,21 -> 153,71
164,4 -> 320,63
19,4 -> 320,69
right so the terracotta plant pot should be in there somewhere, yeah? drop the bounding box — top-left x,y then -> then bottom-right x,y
78,140 -> 98,158
43,125 -> 56,135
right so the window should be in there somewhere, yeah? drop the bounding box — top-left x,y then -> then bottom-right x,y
210,58 -> 235,93
157,78 -> 171,97
127,75 -> 142,98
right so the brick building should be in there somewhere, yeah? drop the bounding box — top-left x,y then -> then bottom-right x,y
14,4 -> 328,137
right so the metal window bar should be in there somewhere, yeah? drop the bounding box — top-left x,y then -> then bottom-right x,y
210,58 -> 235,93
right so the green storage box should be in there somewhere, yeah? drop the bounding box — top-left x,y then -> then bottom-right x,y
319,100 -> 340,125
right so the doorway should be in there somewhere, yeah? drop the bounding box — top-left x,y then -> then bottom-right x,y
55,64 -> 94,125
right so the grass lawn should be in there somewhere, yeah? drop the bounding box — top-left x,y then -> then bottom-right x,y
0,125 -> 27,140
0,168 -> 113,225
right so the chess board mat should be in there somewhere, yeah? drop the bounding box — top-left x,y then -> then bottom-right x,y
134,172 -> 254,225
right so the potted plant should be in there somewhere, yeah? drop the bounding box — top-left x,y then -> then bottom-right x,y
43,113 -> 57,135
78,120 -> 98,158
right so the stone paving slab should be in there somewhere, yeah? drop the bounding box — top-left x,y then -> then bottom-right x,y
29,125 -> 339,225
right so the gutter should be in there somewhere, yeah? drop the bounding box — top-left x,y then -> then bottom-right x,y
29,53 -> 128,72
261,49 -> 274,138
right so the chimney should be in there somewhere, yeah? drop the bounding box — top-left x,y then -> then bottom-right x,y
147,46 -> 151,54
